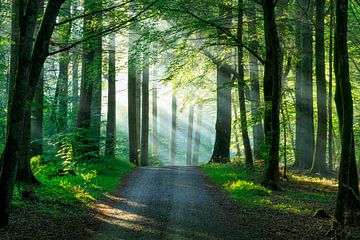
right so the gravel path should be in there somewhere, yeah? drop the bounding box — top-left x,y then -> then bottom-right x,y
90,167 -> 253,240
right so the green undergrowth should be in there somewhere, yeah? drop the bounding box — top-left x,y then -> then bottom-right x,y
12,155 -> 134,215
202,163 -> 337,215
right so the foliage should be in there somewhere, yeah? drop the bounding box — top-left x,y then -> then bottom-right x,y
13,154 -> 134,208
202,163 -> 337,214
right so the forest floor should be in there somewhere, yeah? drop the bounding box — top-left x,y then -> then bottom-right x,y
0,162 -> 357,239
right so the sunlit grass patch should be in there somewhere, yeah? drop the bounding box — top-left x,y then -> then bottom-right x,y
12,155 -> 134,215
202,163 -> 337,215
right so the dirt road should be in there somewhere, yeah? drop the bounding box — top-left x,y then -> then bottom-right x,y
91,166 -> 260,240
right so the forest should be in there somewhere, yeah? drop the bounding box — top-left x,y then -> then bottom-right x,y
0,0 -> 359,239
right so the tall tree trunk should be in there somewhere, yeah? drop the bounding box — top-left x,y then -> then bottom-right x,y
171,95 -> 177,165
294,0 -> 314,169
248,0 -> 264,160
90,5 -> 103,154
192,105 -> 202,166
31,69 -> 44,157
140,55 -> 149,166
187,105 -> 194,166
261,0 -> 282,190
334,0 -> 360,226
238,0 -> 253,168
17,0 -> 45,184
56,2 -> 71,133
105,34 -> 116,157
128,26 -> 138,165
232,102 -> 241,157
7,0 -> 19,127
78,1 -> 100,130
210,1 -> 232,164
152,76 -> 158,162
136,68 -> 141,159
0,0 -> 64,227
72,53 -> 79,126
312,0 -> 327,175
328,0 -> 334,171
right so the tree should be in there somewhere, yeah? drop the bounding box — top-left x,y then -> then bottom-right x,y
192,105 -> 202,166
248,0 -> 264,160
105,33 -> 116,157
328,0 -> 334,171
312,0 -> 327,175
261,0 -> 282,190
334,0 -> 360,226
186,105 -> 194,166
210,1 -> 232,163
0,0 -> 66,227
171,94 -> 177,165
140,54 -> 149,166
128,25 -> 139,165
294,0 -> 314,169
90,2 -> 103,154
152,71 -> 158,162
55,1 -> 71,133
237,0 -> 253,168
77,0 -> 101,131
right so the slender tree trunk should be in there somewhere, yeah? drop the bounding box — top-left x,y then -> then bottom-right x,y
312,0 -> 327,175
72,53 -> 79,126
31,69 -> 43,157
7,0 -> 19,127
294,0 -> 314,169
140,55 -> 149,166
328,0 -> 334,171
105,34 -> 116,157
90,6 -> 103,154
261,0 -> 282,190
152,77 -> 158,162
334,0 -> 360,226
192,105 -> 202,166
238,0 -> 253,168
232,102 -> 241,157
187,105 -> 194,166
128,27 -> 138,165
171,95 -> 177,165
136,68 -> 141,159
248,0 -> 264,160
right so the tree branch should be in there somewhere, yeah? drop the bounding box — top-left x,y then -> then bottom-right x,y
49,0 -> 158,56
161,7 -> 266,64
55,0 -> 135,26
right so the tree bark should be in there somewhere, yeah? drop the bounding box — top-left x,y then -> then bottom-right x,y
186,105 -> 194,166
128,26 -> 138,165
261,0 -> 282,190
152,76 -> 158,161
171,95 -> 177,165
0,0 -> 65,227
328,0 -> 334,171
334,0 -> 360,226
140,55 -> 149,166
238,0 -> 253,168
294,0 -> 314,169
312,0 -> 327,175
210,1 -> 232,164
248,0 -> 264,160
56,2 -> 71,133
192,105 -> 202,166
90,4 -> 103,154
105,34 -> 116,157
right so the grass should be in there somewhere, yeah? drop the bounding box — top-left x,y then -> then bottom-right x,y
12,154 -> 134,214
202,163 -> 337,215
